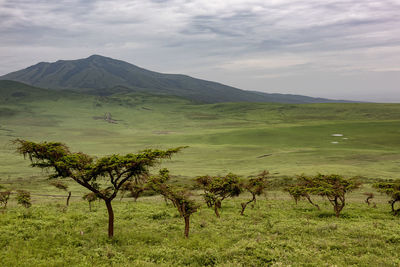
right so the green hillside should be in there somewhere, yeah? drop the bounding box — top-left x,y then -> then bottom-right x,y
0,55 -> 351,104
0,80 -> 399,196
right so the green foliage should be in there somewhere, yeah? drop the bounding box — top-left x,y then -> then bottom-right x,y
285,174 -> 320,209
373,181 -> 400,215
196,173 -> 242,217
82,192 -> 98,211
0,190 -> 11,209
240,170 -> 269,215
290,174 -> 361,217
149,169 -> 199,237
50,180 -> 69,191
14,139 -> 183,237
16,190 -> 32,208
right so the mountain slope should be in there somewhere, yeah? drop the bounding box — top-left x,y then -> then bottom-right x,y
0,55 -> 350,103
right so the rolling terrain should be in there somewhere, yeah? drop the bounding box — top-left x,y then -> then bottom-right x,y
1,80 -> 400,266
0,80 -> 399,196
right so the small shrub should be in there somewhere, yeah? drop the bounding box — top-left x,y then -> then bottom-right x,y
16,190 -> 31,208
373,181 -> 400,215
196,173 -> 242,218
0,190 -> 11,210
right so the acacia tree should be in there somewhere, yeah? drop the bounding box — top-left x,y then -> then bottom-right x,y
16,190 -> 32,208
373,182 -> 400,215
149,169 -> 199,238
310,174 -> 361,217
196,173 -> 242,218
240,170 -> 269,215
0,190 -> 11,210
363,192 -> 374,206
50,180 -> 72,207
119,174 -> 148,202
83,192 -> 98,211
285,175 -> 320,210
14,139 -> 182,238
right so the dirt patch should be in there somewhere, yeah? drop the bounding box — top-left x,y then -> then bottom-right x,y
257,154 -> 272,158
153,131 -> 173,135
93,112 -> 119,124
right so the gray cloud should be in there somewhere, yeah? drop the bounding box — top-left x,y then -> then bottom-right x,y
0,0 -> 400,101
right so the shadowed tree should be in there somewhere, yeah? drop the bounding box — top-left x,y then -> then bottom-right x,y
50,180 -> 72,207
373,182 -> 400,215
363,192 -> 374,206
196,173 -> 242,218
240,170 -> 269,215
311,174 -> 361,217
285,174 -> 320,210
16,190 -> 31,208
14,139 -> 182,238
83,192 -> 98,211
0,189 -> 11,210
149,169 -> 199,238
119,174 -> 148,202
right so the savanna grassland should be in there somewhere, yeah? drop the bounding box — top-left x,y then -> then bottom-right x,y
1,81 -> 400,266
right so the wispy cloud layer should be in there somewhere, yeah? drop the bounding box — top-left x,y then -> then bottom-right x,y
1,0 -> 400,101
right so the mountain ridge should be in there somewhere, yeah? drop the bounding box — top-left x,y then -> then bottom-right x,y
0,55 -> 353,104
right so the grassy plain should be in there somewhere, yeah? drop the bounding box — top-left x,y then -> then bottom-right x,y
1,88 -> 400,190
1,194 -> 400,266
1,84 -> 400,266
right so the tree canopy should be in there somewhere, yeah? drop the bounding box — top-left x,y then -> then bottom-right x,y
14,139 -> 183,237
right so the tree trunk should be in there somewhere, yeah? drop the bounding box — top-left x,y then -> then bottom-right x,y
365,196 -> 372,206
391,200 -> 400,215
105,199 -> 114,238
305,195 -> 320,210
241,194 -> 256,215
66,191 -> 71,207
333,198 -> 345,218
214,204 -> 220,218
184,216 -> 190,238
240,203 -> 246,215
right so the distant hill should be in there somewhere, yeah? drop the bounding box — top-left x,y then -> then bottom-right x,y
0,80 -> 58,102
0,55 -> 352,104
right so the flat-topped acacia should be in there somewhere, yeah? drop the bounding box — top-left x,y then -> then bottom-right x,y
14,139 -> 182,237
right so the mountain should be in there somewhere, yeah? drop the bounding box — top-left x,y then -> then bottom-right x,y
0,55 -> 350,104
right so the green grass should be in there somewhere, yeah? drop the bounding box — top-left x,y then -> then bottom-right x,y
1,193 -> 400,266
2,85 -> 400,266
1,90 -> 400,192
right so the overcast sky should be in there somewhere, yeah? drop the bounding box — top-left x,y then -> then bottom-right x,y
1,0 -> 400,102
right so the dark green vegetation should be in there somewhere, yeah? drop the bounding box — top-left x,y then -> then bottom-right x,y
287,174 -> 361,217
373,181 -> 400,215
196,173 -> 242,218
0,55 -> 351,103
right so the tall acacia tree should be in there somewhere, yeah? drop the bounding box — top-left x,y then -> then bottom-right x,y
14,139 -> 182,238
